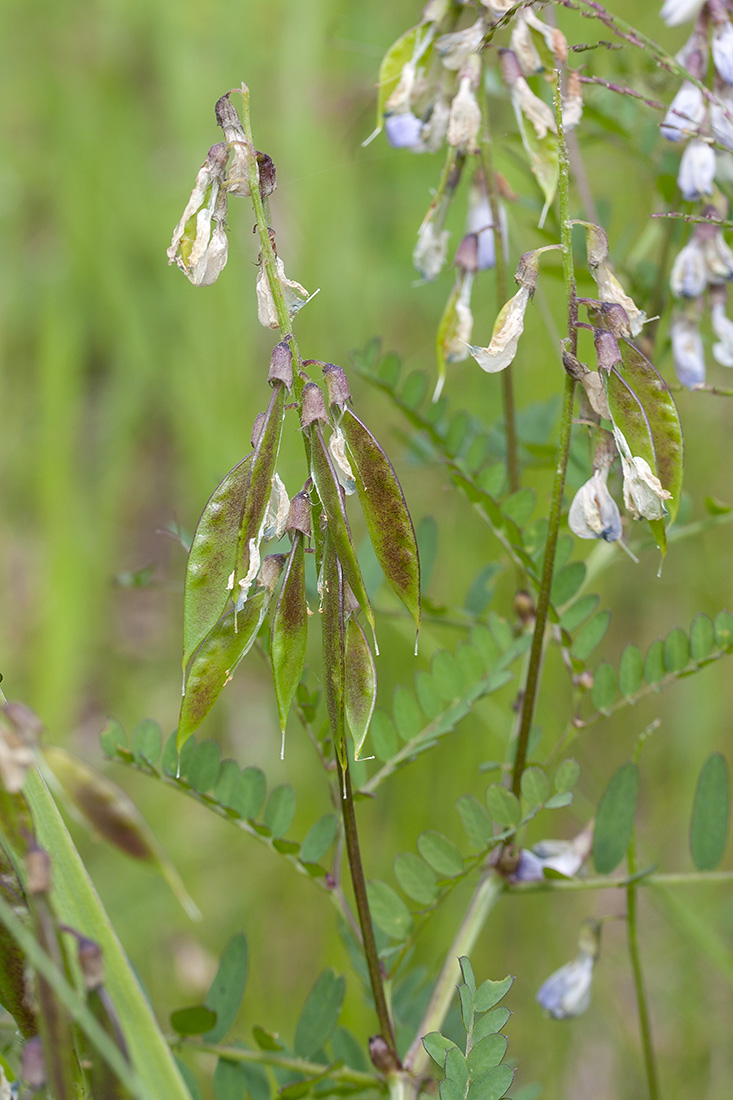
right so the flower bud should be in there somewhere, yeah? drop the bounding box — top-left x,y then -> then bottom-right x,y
678,138 -> 716,201
661,81 -> 706,141
466,174 -> 505,271
167,143 -> 230,286
671,313 -> 706,386
269,339 -> 293,389
568,468 -> 622,541
77,937 -> 105,992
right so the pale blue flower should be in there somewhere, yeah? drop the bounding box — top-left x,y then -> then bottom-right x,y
537,952 -> 595,1019
384,112 -> 423,149
661,82 -> 705,141
713,20 -> 733,86
671,314 -> 706,387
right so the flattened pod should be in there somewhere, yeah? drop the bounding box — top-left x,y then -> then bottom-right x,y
310,424 -> 374,635
179,587 -> 272,749
341,408 -> 421,629
270,535 -> 307,734
320,533 -> 346,767
234,382 -> 286,599
183,455 -> 252,668
344,616 -> 376,759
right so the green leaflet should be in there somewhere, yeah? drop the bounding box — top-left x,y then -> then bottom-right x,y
618,339 -> 683,525
178,587 -> 271,749
204,933 -> 249,1044
183,455 -> 252,668
344,615 -> 376,759
293,969 -> 345,1059
320,532 -> 346,766
376,25 -> 424,127
593,762 -> 639,874
690,753 -> 730,871
270,535 -> 307,735
234,382 -> 286,595
342,407 -> 421,629
310,423 -> 374,635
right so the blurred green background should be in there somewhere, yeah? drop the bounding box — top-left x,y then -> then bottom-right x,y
2,0 -> 732,1096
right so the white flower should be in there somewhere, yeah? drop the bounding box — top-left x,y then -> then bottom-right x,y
328,426 -> 357,494
435,17 -> 486,71
443,274 -> 474,363
384,112 -> 424,149
711,86 -> 733,150
537,952 -> 595,1019
670,238 -> 707,298
447,76 -> 482,153
713,20 -> 733,85
591,261 -> 646,336
510,13 -> 543,76
671,313 -> 706,386
512,826 -> 593,883
167,143 -> 231,287
468,285 -> 530,373
510,76 -> 556,139
661,81 -> 706,141
613,427 -> 672,521
701,231 -> 733,282
413,218 -> 450,281
421,96 -> 451,152
568,468 -> 623,542
711,301 -> 733,365
256,256 -> 312,329
660,0 -> 706,27
678,138 -> 716,200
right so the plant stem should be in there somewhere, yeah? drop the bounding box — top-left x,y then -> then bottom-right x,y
506,869 -> 733,893
627,834 -> 661,1100
480,121 -> 519,493
403,872 -> 504,1079
188,1042 -> 382,1089
511,74 -> 577,798
338,757 -> 400,1068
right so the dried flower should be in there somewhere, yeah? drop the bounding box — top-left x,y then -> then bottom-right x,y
256,256 -> 312,329
167,143 -> 230,287
384,111 -> 424,150
661,81 -> 706,141
447,74 -> 482,153
442,273 -> 474,363
613,426 -> 672,520
568,468 -> 623,542
215,93 -> 251,197
670,237 -> 707,298
562,69 -> 584,131
671,312 -> 706,386
660,0 -> 707,27
591,261 -> 646,336
678,138 -> 716,200
435,17 -> 486,71
413,216 -> 451,281
468,285 -> 530,373
421,96 -> 451,152
328,426 -> 357,495
712,19 -> 733,85
537,922 -> 600,1020
263,474 -> 291,540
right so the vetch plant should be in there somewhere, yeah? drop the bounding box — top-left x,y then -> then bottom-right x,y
2,3 -> 733,1100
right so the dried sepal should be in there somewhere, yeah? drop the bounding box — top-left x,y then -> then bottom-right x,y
322,362 -> 352,408
269,340 -> 294,389
256,255 -> 312,329
300,382 -> 329,429
286,489 -> 312,537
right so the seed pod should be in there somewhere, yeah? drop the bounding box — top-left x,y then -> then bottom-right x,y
182,455 -> 252,668
344,616 -> 376,759
341,408 -> 421,629
0,849 -> 36,1037
320,533 -> 346,767
309,424 -> 375,637
234,383 -> 286,602
270,535 -> 308,736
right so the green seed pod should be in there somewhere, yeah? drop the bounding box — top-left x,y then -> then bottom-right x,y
270,534 -> 308,737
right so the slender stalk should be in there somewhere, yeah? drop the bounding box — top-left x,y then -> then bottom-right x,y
186,1042 -> 382,1089
506,869 -> 733,893
627,835 -> 661,1100
511,75 -> 577,798
403,872 -> 504,1078
338,757 -> 400,1068
480,121 -> 518,493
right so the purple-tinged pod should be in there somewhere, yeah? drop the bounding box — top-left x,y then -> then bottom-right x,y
320,533 -> 346,767
183,455 -> 252,668
234,383 -> 286,603
270,535 -> 308,736
179,563 -> 282,749
341,408 -> 421,630
0,850 -> 35,1037
309,425 -> 375,636
269,339 -> 293,390
344,616 -> 377,760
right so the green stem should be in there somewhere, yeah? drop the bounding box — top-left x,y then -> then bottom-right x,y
403,872 -> 504,1078
186,1042 -> 382,1089
511,74 -> 576,798
338,757 -> 400,1068
627,835 -> 661,1100
480,121 -> 518,493
506,869 -> 733,893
